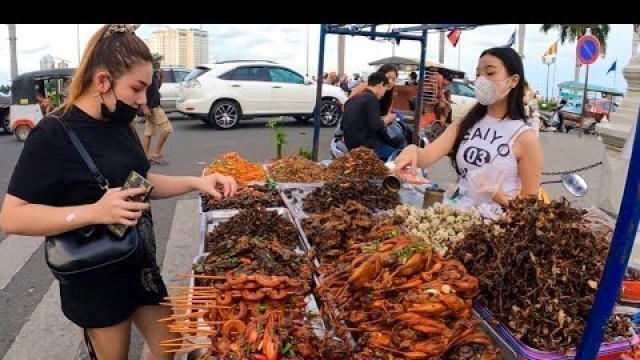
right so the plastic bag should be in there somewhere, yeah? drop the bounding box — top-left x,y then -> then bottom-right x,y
583,206 -> 616,240
465,163 -> 505,205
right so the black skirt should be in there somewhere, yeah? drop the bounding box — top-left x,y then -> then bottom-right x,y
58,214 -> 169,328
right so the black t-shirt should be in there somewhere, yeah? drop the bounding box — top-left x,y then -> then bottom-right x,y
145,74 -> 161,109
8,106 -> 150,206
341,89 -> 386,150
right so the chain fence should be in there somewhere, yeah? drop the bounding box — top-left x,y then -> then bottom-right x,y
542,161 -> 603,176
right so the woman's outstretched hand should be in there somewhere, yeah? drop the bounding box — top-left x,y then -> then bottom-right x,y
199,173 -> 238,199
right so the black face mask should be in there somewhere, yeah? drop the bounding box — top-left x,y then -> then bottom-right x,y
100,83 -> 138,124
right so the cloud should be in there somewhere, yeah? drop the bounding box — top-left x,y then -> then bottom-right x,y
0,24 -> 633,96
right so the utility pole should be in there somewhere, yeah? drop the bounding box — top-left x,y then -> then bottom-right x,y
337,34 -> 345,75
305,24 -> 310,75
77,24 -> 81,64
438,31 -> 445,64
8,24 -> 18,80
517,24 -> 526,57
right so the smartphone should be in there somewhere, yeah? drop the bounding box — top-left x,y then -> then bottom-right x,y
106,171 -> 154,237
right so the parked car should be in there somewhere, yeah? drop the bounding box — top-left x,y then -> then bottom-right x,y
177,60 -> 348,129
159,66 -> 192,113
449,79 -> 477,122
559,98 -> 617,134
0,92 -> 10,134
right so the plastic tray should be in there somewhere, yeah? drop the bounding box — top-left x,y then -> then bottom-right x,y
473,302 -> 632,359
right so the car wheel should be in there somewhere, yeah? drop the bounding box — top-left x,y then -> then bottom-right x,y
587,123 -> 597,135
318,99 -> 342,127
209,100 -> 241,130
14,125 -> 31,141
1,110 -> 11,134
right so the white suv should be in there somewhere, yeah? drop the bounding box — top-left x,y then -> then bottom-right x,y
177,60 -> 348,129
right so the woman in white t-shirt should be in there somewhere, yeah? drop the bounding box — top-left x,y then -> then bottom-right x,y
394,47 -> 543,208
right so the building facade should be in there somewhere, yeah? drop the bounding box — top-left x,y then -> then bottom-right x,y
40,55 -> 71,70
145,27 -> 208,69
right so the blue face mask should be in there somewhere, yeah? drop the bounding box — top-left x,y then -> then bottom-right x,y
100,80 -> 138,124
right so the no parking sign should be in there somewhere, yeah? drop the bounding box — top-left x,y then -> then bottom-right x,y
577,34 -> 601,65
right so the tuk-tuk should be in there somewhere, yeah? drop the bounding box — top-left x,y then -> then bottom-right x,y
10,68 -> 75,141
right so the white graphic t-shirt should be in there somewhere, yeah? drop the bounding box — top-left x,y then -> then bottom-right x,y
456,115 -> 531,198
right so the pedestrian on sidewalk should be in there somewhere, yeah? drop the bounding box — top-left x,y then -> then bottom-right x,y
0,24 -> 238,360
142,69 -> 173,165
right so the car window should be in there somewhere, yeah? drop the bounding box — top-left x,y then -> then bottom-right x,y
161,69 -> 175,83
268,67 -> 304,85
228,67 -> 269,82
174,70 -> 190,83
451,83 -> 475,98
185,68 -> 210,81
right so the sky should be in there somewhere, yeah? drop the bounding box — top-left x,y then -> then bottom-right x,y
0,24 -> 634,99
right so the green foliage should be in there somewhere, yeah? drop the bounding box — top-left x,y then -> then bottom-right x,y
151,53 -> 164,72
298,147 -> 313,160
538,100 -> 557,110
540,24 -> 611,55
0,84 -> 10,94
266,117 -> 288,159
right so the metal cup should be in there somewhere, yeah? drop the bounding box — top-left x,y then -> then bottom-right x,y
423,187 -> 445,208
382,175 -> 403,193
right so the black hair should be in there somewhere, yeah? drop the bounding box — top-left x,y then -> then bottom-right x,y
367,71 -> 389,87
450,47 -> 526,175
376,64 -> 398,115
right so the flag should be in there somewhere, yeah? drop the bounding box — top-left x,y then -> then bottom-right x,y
606,60 -> 617,75
505,30 -> 516,48
544,41 -> 557,58
447,28 -> 461,47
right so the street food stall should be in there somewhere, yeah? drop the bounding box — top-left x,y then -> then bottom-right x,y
159,120 -> 640,358
159,24 -> 640,360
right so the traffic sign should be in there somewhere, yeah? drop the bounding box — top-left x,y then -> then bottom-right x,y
577,35 -> 601,65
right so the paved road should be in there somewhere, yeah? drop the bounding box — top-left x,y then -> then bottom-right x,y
0,115 -> 608,359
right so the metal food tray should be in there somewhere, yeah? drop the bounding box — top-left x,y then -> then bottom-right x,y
199,207 -> 307,256
187,253 -> 332,340
473,302 -> 632,359
472,308 -> 518,360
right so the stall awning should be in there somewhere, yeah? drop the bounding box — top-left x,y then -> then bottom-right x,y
557,81 -> 623,96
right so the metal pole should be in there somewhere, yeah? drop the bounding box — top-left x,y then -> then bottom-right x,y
579,65 -> 590,137
545,58 -> 550,100
552,58 -> 557,99
575,108 -> 640,359
413,30 -> 428,145
312,25 -> 327,162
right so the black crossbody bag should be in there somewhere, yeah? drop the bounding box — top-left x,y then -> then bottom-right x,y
44,116 -> 144,284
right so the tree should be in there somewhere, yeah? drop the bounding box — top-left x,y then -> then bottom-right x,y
0,84 -> 10,94
151,53 -> 164,72
540,24 -> 610,82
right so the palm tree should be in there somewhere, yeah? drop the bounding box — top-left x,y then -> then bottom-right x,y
540,24 -> 610,82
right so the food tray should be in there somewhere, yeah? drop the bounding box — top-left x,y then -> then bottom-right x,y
200,207 -> 307,255
473,302 -> 632,359
472,308 -> 518,360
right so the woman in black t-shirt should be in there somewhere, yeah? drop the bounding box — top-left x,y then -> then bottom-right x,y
0,24 -> 237,360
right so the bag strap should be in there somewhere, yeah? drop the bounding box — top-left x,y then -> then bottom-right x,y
83,328 -> 98,360
52,116 -> 110,190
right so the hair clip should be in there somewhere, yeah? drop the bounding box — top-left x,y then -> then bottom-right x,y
104,24 -> 141,38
